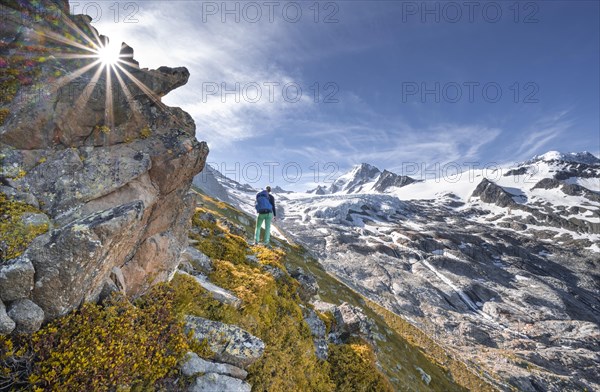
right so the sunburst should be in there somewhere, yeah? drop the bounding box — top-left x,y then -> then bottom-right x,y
12,7 -> 182,135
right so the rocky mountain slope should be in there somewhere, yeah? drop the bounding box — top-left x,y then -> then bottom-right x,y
197,153 -> 600,391
0,0 -> 207,332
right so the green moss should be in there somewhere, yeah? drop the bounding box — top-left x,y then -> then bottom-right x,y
328,339 -> 394,392
0,193 -> 49,262
190,208 -> 249,264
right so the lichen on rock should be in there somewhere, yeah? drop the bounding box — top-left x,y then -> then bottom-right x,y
0,0 -> 208,332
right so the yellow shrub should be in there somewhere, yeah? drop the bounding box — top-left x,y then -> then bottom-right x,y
0,193 -> 49,261
0,108 -> 9,126
327,339 -> 394,392
190,210 -> 249,264
0,286 -> 192,391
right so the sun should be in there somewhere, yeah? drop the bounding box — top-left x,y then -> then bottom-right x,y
96,42 -> 121,66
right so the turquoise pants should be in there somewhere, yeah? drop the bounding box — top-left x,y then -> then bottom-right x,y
255,213 -> 273,244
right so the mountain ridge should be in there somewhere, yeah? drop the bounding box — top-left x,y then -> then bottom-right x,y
195,150 -> 600,391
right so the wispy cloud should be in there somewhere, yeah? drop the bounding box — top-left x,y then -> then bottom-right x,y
512,110 -> 572,161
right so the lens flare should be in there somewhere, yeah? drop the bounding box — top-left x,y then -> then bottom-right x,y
96,43 -> 121,66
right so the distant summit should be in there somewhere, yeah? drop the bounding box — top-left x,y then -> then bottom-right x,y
525,151 -> 600,165
272,185 -> 293,194
317,163 -> 416,194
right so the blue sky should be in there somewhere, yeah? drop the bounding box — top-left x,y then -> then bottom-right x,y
81,1 -> 599,190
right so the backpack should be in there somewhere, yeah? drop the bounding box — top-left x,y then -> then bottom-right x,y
255,190 -> 272,214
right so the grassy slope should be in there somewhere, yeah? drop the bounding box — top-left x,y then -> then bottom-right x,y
193,189 -> 498,391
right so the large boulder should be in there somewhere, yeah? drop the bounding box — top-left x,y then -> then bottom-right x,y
0,1 -> 208,331
7,299 -> 44,334
184,316 -> 265,369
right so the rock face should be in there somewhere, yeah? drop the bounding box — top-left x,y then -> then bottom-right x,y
471,178 -> 517,207
0,1 -> 208,329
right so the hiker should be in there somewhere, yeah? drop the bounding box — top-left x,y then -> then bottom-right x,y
254,186 -> 276,245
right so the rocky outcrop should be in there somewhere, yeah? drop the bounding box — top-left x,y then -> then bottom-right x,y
302,307 -> 328,360
0,1 -> 208,330
184,316 -> 265,369
373,170 -> 416,192
290,267 -> 319,301
471,178 -> 516,207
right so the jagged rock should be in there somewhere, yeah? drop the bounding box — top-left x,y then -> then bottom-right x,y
0,300 -> 16,335
180,246 -> 213,274
30,201 -> 145,320
302,307 -> 328,360
189,373 -> 251,392
561,183 -> 600,202
185,316 -> 264,369
0,254 -> 35,302
531,178 -> 560,190
7,299 -> 44,334
290,267 -> 319,301
373,170 -> 416,192
180,272 -> 241,308
330,303 -> 377,345
220,219 -> 246,237
180,352 -> 248,379
303,307 -> 326,338
262,265 -> 286,280
333,302 -> 362,336
0,2 -> 208,328
471,178 -> 516,207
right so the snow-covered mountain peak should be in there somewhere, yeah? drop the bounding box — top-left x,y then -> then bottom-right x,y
526,150 -> 600,165
329,163 -> 381,194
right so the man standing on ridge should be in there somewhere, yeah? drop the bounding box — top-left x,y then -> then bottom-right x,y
254,186 -> 276,246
